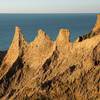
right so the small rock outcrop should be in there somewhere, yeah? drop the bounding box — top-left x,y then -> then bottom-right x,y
0,14 -> 100,100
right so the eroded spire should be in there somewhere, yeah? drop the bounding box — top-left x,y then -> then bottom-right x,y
56,28 -> 70,47
2,26 -> 27,65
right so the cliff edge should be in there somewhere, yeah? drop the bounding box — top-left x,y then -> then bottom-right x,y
76,14 -> 100,42
93,14 -> 100,33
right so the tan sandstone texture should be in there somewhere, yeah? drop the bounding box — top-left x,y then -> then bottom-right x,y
0,14 -> 100,100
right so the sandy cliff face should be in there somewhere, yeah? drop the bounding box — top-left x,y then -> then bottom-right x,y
1,27 -> 27,66
0,15 -> 100,100
0,27 -> 28,97
23,29 -> 53,70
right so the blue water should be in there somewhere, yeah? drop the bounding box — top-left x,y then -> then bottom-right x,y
0,14 -> 97,50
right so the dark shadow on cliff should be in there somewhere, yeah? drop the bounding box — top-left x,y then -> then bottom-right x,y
0,56 -> 24,98
0,51 -> 7,65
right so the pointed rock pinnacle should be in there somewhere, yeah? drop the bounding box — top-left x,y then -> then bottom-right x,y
2,26 -> 27,65
56,28 -> 70,47
32,29 -> 53,47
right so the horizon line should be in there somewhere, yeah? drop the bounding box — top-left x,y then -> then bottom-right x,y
0,12 -> 99,14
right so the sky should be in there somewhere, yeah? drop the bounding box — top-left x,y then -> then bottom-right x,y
0,0 -> 100,13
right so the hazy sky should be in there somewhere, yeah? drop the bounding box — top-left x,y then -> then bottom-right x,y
0,0 -> 100,13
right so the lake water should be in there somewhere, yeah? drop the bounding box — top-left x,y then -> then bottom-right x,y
0,13 -> 97,50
